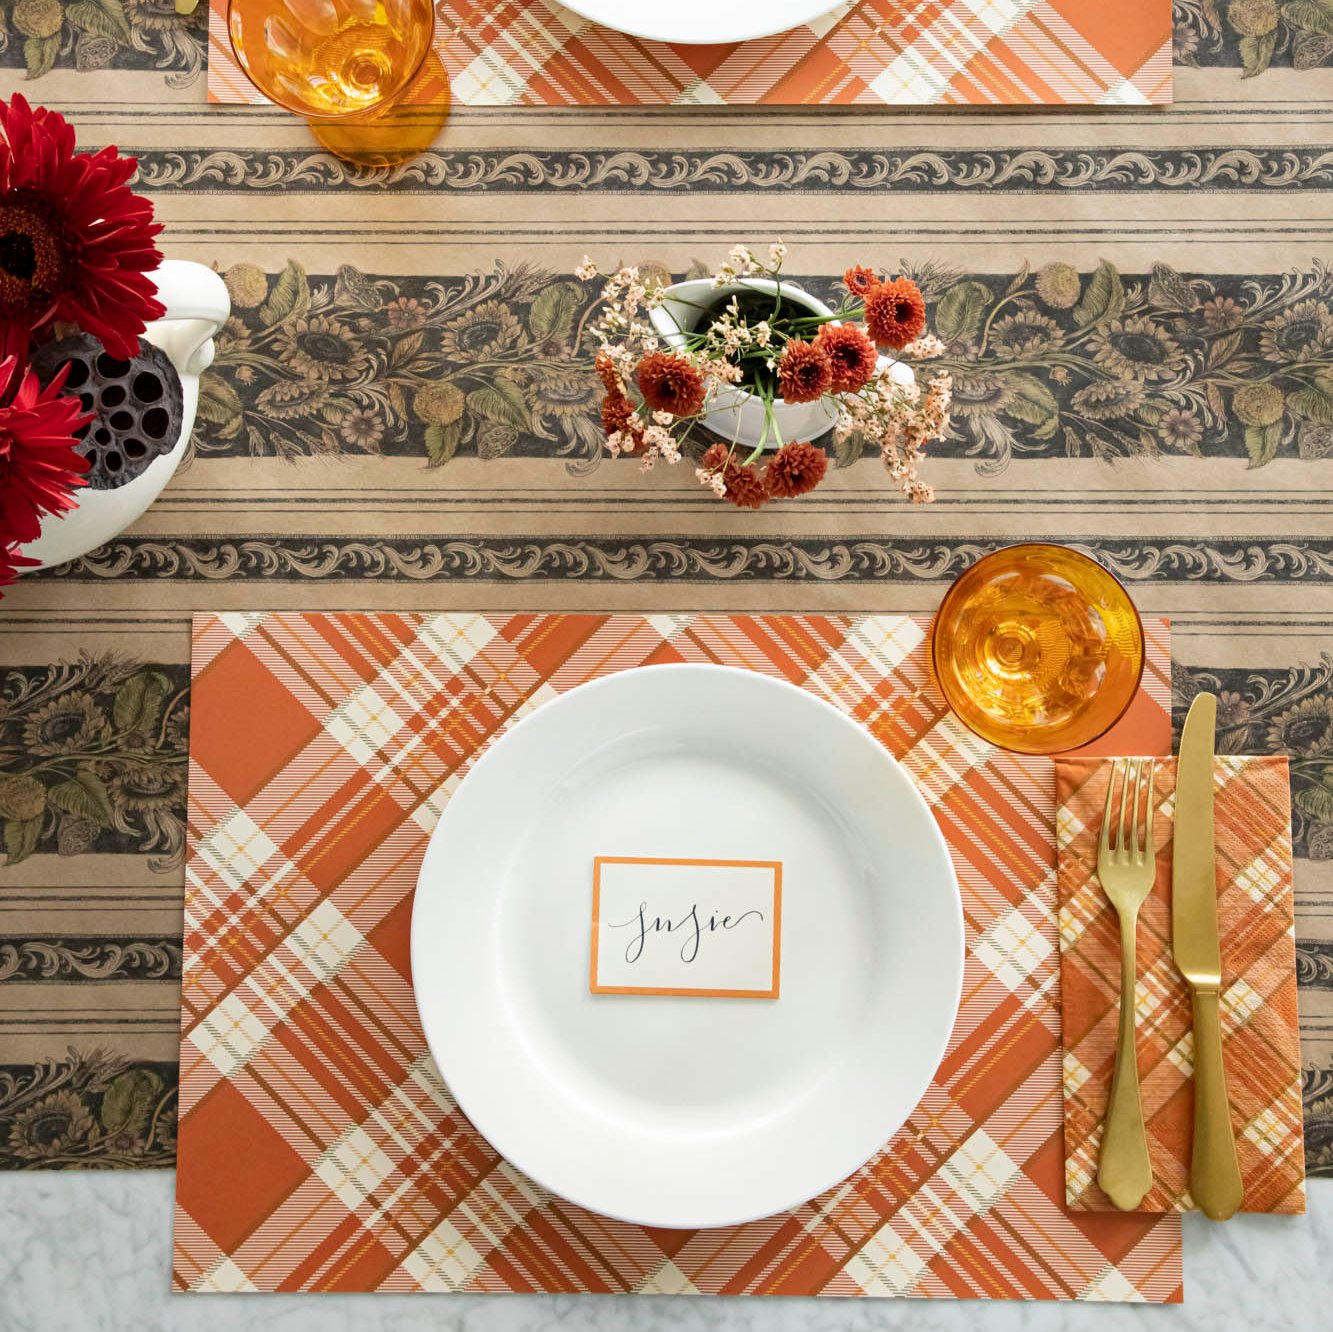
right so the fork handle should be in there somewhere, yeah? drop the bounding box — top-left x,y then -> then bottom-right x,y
1097,913 -> 1153,1210
1190,986 -> 1244,1220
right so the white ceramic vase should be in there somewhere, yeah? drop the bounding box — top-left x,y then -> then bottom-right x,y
18,259 -> 231,571
647,276 -> 914,451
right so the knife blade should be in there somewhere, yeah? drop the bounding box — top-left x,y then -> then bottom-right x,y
1174,693 -> 1220,989
1172,691 -> 1244,1220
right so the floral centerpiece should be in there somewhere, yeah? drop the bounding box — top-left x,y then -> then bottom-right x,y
0,92 -> 164,594
577,243 -> 953,509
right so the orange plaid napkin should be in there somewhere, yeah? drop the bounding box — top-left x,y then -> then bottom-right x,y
1056,756 -> 1305,1214
207,1 -> 1171,107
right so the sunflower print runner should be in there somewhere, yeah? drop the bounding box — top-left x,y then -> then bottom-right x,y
0,19 -> 1331,1180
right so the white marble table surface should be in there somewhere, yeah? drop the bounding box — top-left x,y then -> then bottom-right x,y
1,1172 -> 1326,1331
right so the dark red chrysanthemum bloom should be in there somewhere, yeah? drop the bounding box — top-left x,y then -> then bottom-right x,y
864,276 -> 926,350
637,352 -> 705,417
596,352 -> 644,451
815,323 -> 879,393
601,388 -> 633,436
0,356 -> 90,592
843,265 -> 879,298
701,442 -> 767,510
764,440 -> 828,499
601,390 -> 645,452
776,339 -> 833,404
0,93 -> 164,362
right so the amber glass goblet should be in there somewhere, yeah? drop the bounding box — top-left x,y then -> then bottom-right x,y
930,543 -> 1145,755
227,0 -> 449,168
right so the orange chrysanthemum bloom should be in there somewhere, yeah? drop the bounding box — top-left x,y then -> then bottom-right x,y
864,276 -> 927,350
767,442 -> 826,501
843,265 -> 879,298
776,339 -> 833,404
594,351 -> 619,393
701,442 -> 767,510
637,352 -> 705,417
815,323 -> 879,393
764,441 -> 828,500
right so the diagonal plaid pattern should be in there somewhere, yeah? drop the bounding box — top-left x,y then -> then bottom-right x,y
206,0 -> 1171,107
1056,756 -> 1306,1215
174,612 -> 1180,1298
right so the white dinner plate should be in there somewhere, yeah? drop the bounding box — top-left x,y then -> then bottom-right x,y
560,0 -> 842,45
412,664 -> 963,1228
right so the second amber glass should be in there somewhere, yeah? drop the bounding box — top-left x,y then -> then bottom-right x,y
930,543 -> 1145,755
228,0 -> 448,167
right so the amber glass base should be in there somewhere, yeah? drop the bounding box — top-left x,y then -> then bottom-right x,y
311,51 -> 451,169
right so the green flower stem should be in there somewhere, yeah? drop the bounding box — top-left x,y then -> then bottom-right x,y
743,389 -> 783,466
933,352 -> 1099,376
572,298 -> 601,352
154,689 -> 190,751
21,746 -> 165,775
143,1084 -> 179,1153
744,397 -> 772,465
27,749 -> 117,768
1288,757 -> 1333,775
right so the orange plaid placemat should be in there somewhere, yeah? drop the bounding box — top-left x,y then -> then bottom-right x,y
1056,756 -> 1306,1214
207,1 -> 1171,107
173,611 -> 1181,1298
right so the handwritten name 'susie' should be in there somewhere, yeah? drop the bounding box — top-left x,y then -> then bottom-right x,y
609,901 -> 765,965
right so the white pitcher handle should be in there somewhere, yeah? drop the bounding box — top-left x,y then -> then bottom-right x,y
147,259 -> 231,377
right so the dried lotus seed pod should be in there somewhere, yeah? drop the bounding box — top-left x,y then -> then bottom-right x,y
30,333 -> 185,491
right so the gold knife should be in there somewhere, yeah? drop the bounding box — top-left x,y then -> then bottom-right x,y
1173,692 -> 1244,1220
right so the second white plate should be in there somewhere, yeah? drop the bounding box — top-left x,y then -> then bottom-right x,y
412,664 -> 962,1228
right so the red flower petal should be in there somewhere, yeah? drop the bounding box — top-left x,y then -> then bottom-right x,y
0,357 -> 90,579
1,93 -> 164,359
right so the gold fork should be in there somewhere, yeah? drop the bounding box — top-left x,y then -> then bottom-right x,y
1095,757 -> 1156,1211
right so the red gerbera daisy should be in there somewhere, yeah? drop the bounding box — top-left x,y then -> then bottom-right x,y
815,323 -> 879,393
637,352 -> 705,417
776,339 -> 833,404
864,276 -> 927,350
843,265 -> 879,298
0,93 -> 164,364
700,442 -> 767,510
764,440 -> 828,499
0,355 -> 90,593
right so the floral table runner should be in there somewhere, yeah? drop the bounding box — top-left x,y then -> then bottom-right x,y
0,16 -> 1330,1179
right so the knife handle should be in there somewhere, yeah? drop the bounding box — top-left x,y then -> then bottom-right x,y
1190,986 -> 1244,1221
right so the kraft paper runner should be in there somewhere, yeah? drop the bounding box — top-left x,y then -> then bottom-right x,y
1,28 -> 1330,1182
172,611 -> 1180,1299
1057,755 -> 1305,1214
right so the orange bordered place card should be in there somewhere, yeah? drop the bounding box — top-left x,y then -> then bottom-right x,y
590,857 -> 782,998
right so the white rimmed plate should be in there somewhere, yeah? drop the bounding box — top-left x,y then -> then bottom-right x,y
560,0 -> 842,45
412,664 -> 962,1228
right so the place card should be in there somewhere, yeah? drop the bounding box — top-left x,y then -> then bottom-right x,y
590,857 -> 782,999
